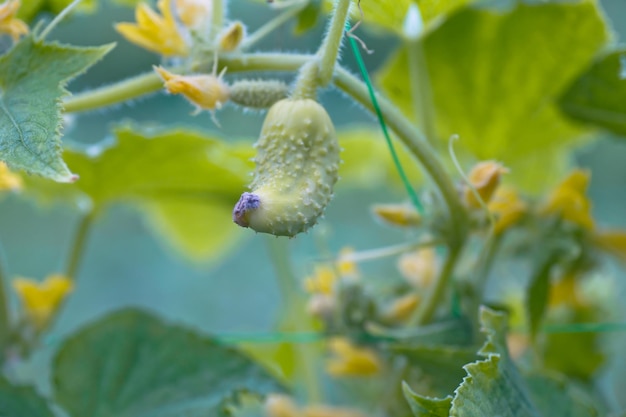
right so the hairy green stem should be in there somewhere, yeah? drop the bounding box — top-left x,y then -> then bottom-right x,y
65,212 -> 95,280
408,39 -> 438,146
240,2 -> 307,50
411,242 -> 464,325
63,53 -> 468,243
0,240 -> 10,349
211,0 -> 225,39
316,0 -> 351,86
266,237 -> 321,403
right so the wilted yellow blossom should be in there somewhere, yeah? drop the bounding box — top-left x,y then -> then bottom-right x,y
488,187 -> 527,235
464,161 -> 509,209
0,161 -> 22,191
13,274 -> 73,328
116,0 -> 188,57
541,169 -> 594,230
264,394 -> 366,417
326,337 -> 381,377
371,203 -> 421,227
219,21 -> 245,51
176,0 -> 212,29
383,293 -> 420,322
0,0 -> 28,41
155,66 -> 229,112
397,248 -> 436,288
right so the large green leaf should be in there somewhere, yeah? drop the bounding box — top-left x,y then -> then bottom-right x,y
404,307 -> 601,417
378,0 -> 609,192
24,127 -> 253,261
53,309 -> 284,417
559,49 -> 626,137
0,377 -> 55,417
0,36 -> 112,182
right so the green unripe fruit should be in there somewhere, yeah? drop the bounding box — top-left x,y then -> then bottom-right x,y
233,98 -> 340,237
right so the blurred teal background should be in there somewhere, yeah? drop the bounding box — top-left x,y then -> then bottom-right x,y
0,0 -> 625,402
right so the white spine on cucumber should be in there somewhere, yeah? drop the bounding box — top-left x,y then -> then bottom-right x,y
233,98 -> 340,237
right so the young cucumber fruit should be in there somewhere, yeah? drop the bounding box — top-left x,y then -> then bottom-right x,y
233,98 -> 340,237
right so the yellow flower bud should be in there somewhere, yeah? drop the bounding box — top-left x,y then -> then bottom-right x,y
175,0 -> 212,29
371,203 -> 421,227
0,161 -> 22,191
0,0 -> 28,41
336,247 -> 359,280
593,230 -> 626,263
326,337 -> 381,377
13,274 -> 73,329
397,248 -> 436,288
541,169 -> 594,230
265,394 -> 299,417
488,187 -> 527,235
154,66 -> 230,112
464,161 -> 509,209
383,293 -> 420,323
219,21 -> 246,52
304,265 -> 336,295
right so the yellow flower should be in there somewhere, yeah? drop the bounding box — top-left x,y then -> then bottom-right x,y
175,0 -> 212,29
115,0 -> 188,57
0,0 -> 28,41
541,169 -> 594,230
154,66 -> 230,112
326,337 -> 381,377
13,274 -> 73,328
304,265 -> 336,295
488,187 -> 527,235
593,230 -> 626,263
0,161 -> 22,191
336,247 -> 358,280
383,293 -> 420,323
397,248 -> 436,288
464,161 -> 509,209
219,21 -> 245,51
371,203 -> 421,227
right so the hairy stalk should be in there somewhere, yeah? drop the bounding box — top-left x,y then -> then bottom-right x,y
240,2 -> 307,50
0,240 -> 10,349
211,0 -> 225,39
266,237 -> 321,403
408,38 -> 437,146
37,0 -> 83,40
65,212 -> 95,280
411,242 -> 464,325
316,0 -> 351,86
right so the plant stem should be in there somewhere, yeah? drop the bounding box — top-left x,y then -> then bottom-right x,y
37,0 -> 83,40
316,0 -> 351,86
63,72 -> 164,113
265,237 -> 322,403
62,53 -> 468,243
411,242 -> 464,325
0,239 -> 11,349
240,2 -> 307,50
65,212 -> 95,280
408,38 -> 438,146
211,0 -> 225,39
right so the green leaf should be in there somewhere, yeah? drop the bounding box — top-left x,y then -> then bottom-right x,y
526,251 -> 560,340
559,49 -> 626,137
0,36 -> 113,182
294,0 -> 322,35
525,373 -> 600,417
53,308 -> 284,417
24,127 -> 253,261
0,377 -> 55,417
403,382 -> 452,417
377,0 -> 609,192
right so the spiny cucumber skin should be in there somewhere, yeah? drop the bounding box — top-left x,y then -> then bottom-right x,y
233,98 -> 340,237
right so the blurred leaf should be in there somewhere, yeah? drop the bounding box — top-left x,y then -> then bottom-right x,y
322,0 -> 476,37
19,0 -> 97,20
294,0 -> 321,35
378,0 -> 609,192
525,372 -> 599,417
0,377 -> 55,417
526,251 -> 559,340
403,382 -> 451,417
0,36 -> 113,182
392,344 -> 478,396
559,49 -> 626,137
53,308 -> 284,417
24,127 -> 254,261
